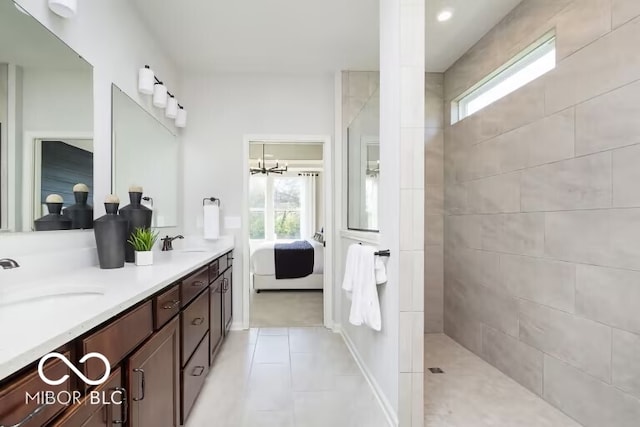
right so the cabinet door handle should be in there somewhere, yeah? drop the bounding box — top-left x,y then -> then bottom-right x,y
112,387 -> 128,425
222,278 -> 229,292
192,280 -> 205,287
162,299 -> 180,310
191,317 -> 204,326
132,368 -> 145,401
1,402 -> 47,427
191,366 -> 205,376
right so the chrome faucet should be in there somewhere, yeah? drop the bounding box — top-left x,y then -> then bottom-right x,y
161,235 -> 184,251
0,258 -> 20,269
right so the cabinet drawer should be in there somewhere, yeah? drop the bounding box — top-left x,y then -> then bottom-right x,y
154,283 -> 181,330
209,259 -> 219,282
209,276 -> 224,363
0,351 -> 72,427
226,251 -> 234,269
180,266 -> 208,307
181,290 -> 209,364
82,301 -> 153,379
50,367 -> 124,427
181,332 -> 209,423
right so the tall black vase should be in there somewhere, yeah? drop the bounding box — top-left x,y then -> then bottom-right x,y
63,191 -> 94,230
119,192 -> 153,263
94,202 -> 128,269
34,202 -> 72,231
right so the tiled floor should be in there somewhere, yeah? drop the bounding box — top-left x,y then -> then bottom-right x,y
250,290 -> 324,327
186,327 -> 387,427
424,334 -> 583,427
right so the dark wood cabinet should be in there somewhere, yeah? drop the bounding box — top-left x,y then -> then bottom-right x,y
0,249 -> 234,427
82,301 -> 153,380
50,367 -> 125,427
181,333 -> 210,423
0,351 -> 73,427
223,268 -> 233,334
180,290 -> 209,365
127,317 -> 180,427
209,275 -> 224,362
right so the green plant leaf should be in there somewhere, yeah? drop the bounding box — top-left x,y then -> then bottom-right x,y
127,227 -> 159,251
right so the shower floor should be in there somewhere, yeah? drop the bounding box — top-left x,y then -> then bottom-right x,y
424,334 -> 582,427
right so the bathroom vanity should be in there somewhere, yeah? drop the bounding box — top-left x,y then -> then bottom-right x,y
0,244 -> 234,427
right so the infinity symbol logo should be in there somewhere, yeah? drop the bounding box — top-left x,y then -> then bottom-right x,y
38,352 -> 111,386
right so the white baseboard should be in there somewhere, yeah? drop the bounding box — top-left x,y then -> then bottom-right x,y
337,327 -> 398,427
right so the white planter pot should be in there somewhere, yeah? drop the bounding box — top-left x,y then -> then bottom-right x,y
135,251 -> 153,266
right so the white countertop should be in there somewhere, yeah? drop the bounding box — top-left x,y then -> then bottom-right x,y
0,239 -> 234,381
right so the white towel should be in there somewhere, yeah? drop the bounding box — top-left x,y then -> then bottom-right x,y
203,204 -> 220,240
341,244 -> 382,331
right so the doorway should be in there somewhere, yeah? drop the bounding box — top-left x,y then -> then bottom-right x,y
242,135 -> 333,329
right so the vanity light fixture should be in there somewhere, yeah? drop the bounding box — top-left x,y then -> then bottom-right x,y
437,8 -> 453,22
166,95 -> 178,119
48,0 -> 77,18
153,82 -> 168,108
175,105 -> 187,128
138,64 -> 187,128
138,65 -> 155,95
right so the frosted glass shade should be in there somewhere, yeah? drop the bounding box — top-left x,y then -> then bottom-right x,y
48,0 -> 77,18
165,96 -> 178,119
176,108 -> 187,128
153,83 -> 168,108
138,66 -> 154,95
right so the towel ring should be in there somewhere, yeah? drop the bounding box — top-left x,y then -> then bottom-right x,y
203,197 -> 220,206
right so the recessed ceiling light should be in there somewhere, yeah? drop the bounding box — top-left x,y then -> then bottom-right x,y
437,9 -> 453,22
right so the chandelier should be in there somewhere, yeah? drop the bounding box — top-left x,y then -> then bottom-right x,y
250,144 -> 288,175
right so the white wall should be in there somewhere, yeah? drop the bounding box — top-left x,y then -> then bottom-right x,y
22,69 -> 92,133
180,72 -> 334,327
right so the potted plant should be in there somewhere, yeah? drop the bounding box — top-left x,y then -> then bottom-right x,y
127,227 -> 158,266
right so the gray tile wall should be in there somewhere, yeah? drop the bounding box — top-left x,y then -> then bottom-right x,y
443,1 -> 640,426
425,73 -> 444,333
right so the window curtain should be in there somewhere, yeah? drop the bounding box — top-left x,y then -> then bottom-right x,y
300,173 -> 317,238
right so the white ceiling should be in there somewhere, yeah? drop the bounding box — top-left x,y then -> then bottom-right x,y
131,0 -> 522,74
426,0 -> 523,72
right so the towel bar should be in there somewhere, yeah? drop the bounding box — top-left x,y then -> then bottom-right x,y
357,243 -> 391,257
203,197 -> 220,206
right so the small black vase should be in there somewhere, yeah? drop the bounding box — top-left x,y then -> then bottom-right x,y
94,202 -> 128,269
119,192 -> 153,263
63,191 -> 94,230
34,202 -> 72,231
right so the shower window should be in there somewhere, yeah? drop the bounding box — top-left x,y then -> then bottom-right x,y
453,31 -> 556,123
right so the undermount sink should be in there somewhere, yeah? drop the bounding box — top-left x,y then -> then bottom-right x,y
0,285 -> 106,308
175,248 -> 210,253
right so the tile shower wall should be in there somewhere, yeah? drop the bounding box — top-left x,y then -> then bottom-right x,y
443,1 -> 640,426
424,73 -> 444,333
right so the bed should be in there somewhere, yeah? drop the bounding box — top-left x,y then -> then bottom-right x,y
251,239 -> 324,291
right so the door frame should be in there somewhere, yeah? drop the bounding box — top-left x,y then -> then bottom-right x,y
241,134 -> 333,329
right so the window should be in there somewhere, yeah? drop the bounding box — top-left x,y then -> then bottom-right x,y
453,32 -> 556,123
250,175 -> 313,241
249,176 -> 266,239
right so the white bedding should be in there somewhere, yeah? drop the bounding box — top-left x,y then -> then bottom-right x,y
251,239 -> 324,276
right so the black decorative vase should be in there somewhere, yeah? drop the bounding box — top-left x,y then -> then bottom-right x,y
34,202 -> 72,231
63,191 -> 94,230
119,192 -> 153,263
94,202 -> 128,269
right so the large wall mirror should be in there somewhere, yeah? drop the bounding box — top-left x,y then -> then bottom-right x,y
347,88 -> 379,232
112,85 -> 179,228
0,1 -> 93,232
